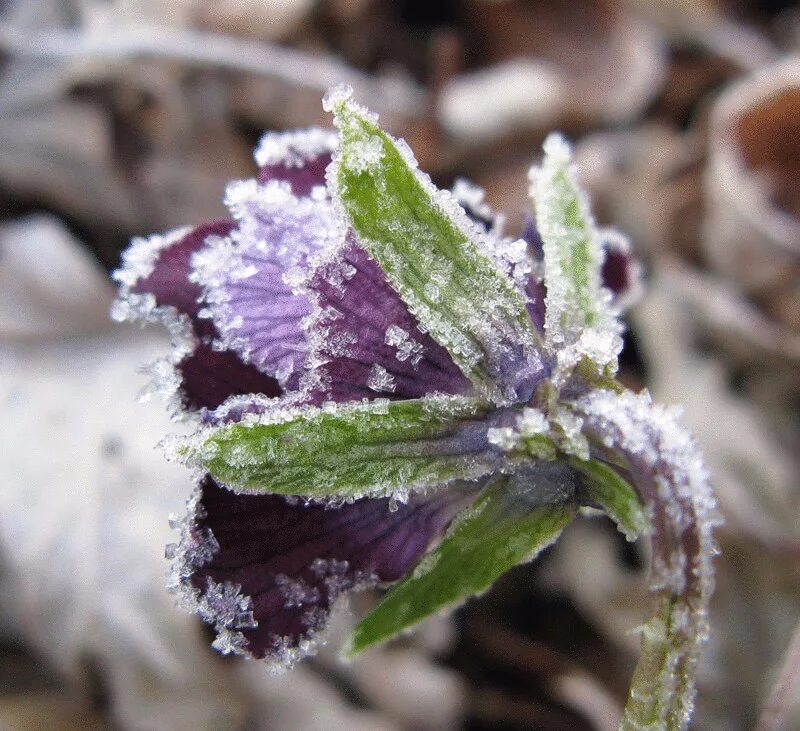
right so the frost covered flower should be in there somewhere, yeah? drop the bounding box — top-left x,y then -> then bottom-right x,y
113,85 -> 718,730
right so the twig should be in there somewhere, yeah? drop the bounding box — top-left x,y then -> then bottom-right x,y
0,23 -> 425,116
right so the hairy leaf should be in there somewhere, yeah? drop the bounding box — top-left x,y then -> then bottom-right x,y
327,86 -> 544,403
346,465 -> 577,654
529,135 -> 621,372
179,394 -> 504,500
570,457 -> 649,541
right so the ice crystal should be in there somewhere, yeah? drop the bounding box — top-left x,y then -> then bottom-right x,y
384,324 -> 424,366
254,127 -> 337,169
576,389 -> 720,729
327,83 -> 545,403
366,363 -> 397,393
275,574 -> 321,608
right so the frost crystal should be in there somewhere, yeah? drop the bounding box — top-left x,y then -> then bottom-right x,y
112,227 -> 190,291
275,574 -> 321,608
451,178 -> 500,233
576,389 -> 720,729
328,87 -> 545,403
385,324 -> 424,366
366,363 -> 397,393
254,127 -> 338,168
111,228 -> 202,418
191,179 -> 346,390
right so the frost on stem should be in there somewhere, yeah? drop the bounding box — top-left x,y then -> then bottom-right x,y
575,389 -> 721,730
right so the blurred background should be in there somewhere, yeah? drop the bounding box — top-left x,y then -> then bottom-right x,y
1,0 -> 800,729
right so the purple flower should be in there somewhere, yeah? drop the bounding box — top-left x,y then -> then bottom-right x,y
113,87 -> 717,728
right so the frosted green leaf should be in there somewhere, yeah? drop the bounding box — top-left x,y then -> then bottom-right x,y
529,134 -> 622,374
346,470 -> 576,655
178,395 -> 502,500
570,457 -> 649,541
326,85 -> 543,403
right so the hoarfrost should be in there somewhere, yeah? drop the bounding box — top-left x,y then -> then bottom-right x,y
486,427 -> 521,451
212,628 -> 249,656
275,574 -> 321,608
384,324 -> 424,366
451,178 -> 500,234
487,407 -> 576,461
516,408 -> 549,437
310,557 -> 349,580
328,89 -> 546,404
411,551 -> 442,580
191,178 -> 346,389
549,406 -> 590,461
197,577 -> 258,632
575,388 -> 720,729
366,363 -> 397,393
164,485 -> 258,658
344,132 -> 385,174
254,127 -> 338,169
112,227 -> 190,291
110,228 -> 203,420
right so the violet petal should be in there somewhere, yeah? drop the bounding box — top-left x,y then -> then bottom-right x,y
599,229 -> 643,311
112,221 -> 280,413
307,242 -> 472,402
195,182 -> 346,391
254,127 -> 337,197
169,476 -> 477,665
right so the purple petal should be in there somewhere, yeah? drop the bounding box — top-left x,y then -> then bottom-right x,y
112,221 -> 280,413
521,216 -> 544,261
524,276 -> 547,335
255,128 -> 337,197
519,217 -> 546,333
131,220 -> 233,317
168,476 -> 477,665
307,242 -> 472,402
195,181 -> 345,391
599,230 -> 643,311
177,344 -> 281,412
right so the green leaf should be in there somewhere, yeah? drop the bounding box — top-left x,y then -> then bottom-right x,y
529,134 -> 621,371
346,471 -> 576,655
178,394 -> 502,500
326,86 -> 543,403
570,457 -> 649,541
